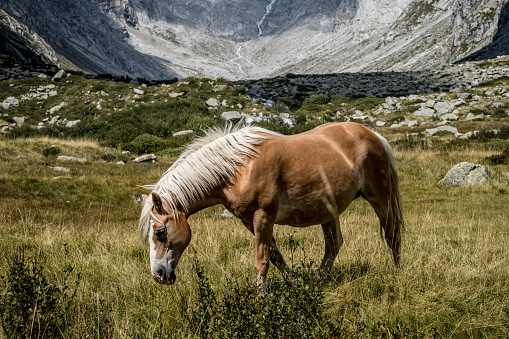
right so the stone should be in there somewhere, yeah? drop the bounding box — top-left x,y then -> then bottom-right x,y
424,125 -> 458,137
385,97 -> 396,106
66,120 -> 81,127
213,85 -> 228,92
49,166 -> 71,173
133,154 -> 157,163
407,120 -> 419,127
57,155 -> 88,163
133,88 -> 145,95
425,99 -> 436,108
2,96 -> 19,109
206,98 -> 220,107
375,120 -> 386,127
169,92 -> 184,97
221,110 -> 249,122
439,162 -> 489,186
434,101 -> 456,114
49,102 -> 68,114
12,116 -> 28,125
457,93 -> 473,100
491,102 -> 505,108
413,107 -> 435,117
173,130 -> 194,137
440,113 -> 459,121
52,70 -> 66,81
38,73 -> 49,79
121,151 -> 132,156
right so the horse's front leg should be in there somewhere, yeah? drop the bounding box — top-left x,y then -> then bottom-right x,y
253,209 -> 276,289
242,221 -> 291,278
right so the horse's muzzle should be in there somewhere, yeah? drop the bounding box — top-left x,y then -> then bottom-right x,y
153,267 -> 176,285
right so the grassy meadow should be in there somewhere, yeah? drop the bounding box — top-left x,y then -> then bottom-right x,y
0,132 -> 508,338
1,67 -> 509,337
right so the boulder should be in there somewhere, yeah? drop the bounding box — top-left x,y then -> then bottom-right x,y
424,125 -> 458,137
66,120 -> 81,127
57,155 -> 88,163
52,70 -> 66,81
169,92 -> 184,98
213,85 -> 228,92
173,130 -> 194,137
133,154 -> 157,163
413,107 -> 435,117
206,98 -> 220,107
221,111 -> 250,123
133,88 -> 145,95
439,162 -> 489,186
12,116 -> 28,125
2,96 -> 19,109
49,102 -> 68,114
49,166 -> 71,173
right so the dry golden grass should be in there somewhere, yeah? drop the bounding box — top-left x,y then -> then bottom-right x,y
1,137 -> 508,337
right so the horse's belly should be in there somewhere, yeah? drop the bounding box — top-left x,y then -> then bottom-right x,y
274,195 -> 339,227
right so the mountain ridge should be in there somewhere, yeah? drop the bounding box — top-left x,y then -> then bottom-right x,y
1,0 -> 509,80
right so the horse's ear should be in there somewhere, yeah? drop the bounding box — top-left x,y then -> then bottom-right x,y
152,192 -> 164,213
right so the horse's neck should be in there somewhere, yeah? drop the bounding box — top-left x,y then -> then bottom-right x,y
184,187 -> 226,217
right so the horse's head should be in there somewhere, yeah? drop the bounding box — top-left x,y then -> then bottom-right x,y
143,192 -> 191,285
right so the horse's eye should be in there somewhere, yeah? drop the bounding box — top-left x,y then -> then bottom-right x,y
155,227 -> 166,238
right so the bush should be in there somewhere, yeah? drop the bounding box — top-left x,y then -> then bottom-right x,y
124,134 -> 167,155
486,148 -> 509,165
0,245 -> 79,338
468,127 -> 509,141
42,145 -> 61,157
303,94 -> 330,106
181,255 -> 343,338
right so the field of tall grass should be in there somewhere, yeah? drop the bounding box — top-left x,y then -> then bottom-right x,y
0,130 -> 508,338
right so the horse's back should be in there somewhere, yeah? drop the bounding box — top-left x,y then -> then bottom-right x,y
239,122 -> 389,226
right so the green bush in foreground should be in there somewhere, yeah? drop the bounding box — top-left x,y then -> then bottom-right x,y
0,245 -> 79,338
182,255 -> 343,338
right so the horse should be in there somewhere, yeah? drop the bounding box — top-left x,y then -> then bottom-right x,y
138,122 -> 404,287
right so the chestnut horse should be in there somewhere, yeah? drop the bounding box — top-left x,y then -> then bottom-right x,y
139,122 -> 403,286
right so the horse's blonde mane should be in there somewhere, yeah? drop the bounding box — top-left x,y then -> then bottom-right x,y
138,125 -> 281,244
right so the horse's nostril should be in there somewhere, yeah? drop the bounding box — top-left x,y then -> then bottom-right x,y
156,266 -> 165,278
169,271 -> 176,284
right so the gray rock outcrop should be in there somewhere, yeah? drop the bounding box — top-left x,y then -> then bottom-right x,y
2,97 -> 19,109
133,154 -> 157,163
439,162 -> 489,186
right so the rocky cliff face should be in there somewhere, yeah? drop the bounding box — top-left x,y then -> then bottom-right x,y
0,0 -> 508,80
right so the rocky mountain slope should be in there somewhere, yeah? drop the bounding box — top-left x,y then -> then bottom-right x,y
1,0 -> 509,80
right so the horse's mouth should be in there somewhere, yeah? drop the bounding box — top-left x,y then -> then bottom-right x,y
152,271 -> 176,285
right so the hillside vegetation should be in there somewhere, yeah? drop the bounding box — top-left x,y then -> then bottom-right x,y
1,65 -> 509,337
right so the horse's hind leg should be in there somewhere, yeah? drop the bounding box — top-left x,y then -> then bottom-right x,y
362,191 -> 401,268
317,217 -> 343,278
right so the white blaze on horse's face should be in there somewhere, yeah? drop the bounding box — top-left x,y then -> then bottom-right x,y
148,193 -> 191,285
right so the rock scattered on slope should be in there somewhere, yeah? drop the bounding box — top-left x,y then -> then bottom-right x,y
438,162 -> 489,186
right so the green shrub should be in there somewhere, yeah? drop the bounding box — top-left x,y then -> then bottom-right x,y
125,134 -> 167,155
303,94 -> 330,106
0,245 -> 79,338
42,145 -> 61,157
469,127 -> 509,141
486,148 -> 509,165
181,255 -> 343,338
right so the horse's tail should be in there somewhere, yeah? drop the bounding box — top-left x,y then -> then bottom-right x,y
376,133 -> 405,235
